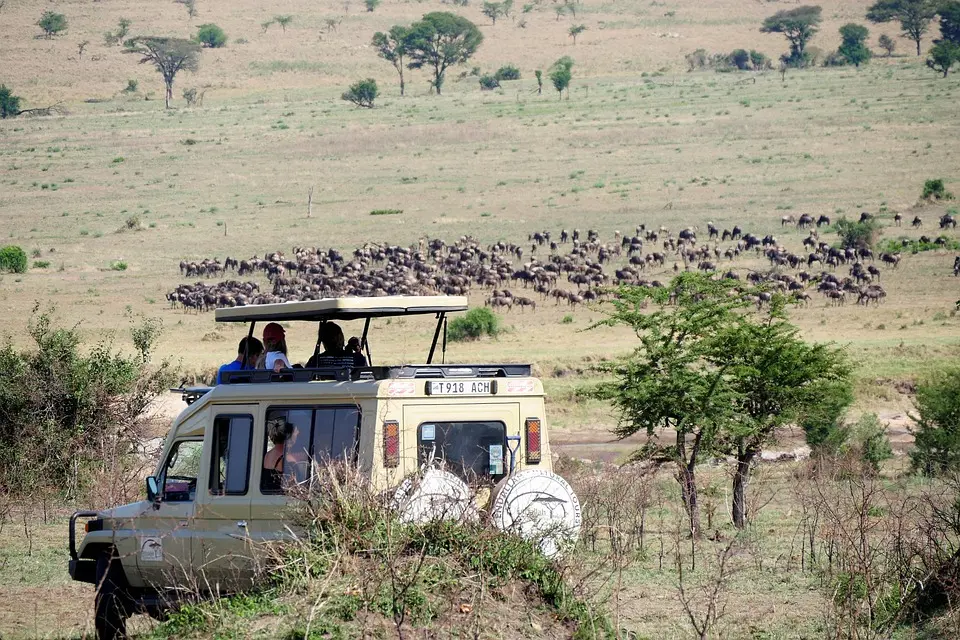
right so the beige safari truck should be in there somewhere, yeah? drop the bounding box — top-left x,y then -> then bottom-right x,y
68,296 -> 581,639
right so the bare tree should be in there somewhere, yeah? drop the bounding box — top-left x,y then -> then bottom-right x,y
124,37 -> 200,108
78,40 -> 89,60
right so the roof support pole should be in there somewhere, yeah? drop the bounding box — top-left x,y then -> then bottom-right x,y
426,312 -> 445,364
243,321 -> 257,365
360,317 -> 372,365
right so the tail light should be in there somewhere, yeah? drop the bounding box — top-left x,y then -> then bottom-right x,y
384,421 -> 400,468
525,418 -> 541,464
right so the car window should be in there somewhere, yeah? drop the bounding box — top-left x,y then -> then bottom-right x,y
261,406 -> 361,494
418,421 -> 507,483
210,415 -> 253,496
161,440 -> 203,502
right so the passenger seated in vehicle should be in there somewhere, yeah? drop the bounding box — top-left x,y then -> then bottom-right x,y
216,336 -> 264,384
306,322 -> 367,367
257,322 -> 292,372
261,416 -> 289,492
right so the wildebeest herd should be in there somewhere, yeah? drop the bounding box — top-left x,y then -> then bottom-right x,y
167,216 -> 960,313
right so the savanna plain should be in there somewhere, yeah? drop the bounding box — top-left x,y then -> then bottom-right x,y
1,0 -> 960,636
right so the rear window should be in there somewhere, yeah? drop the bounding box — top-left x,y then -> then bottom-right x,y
417,421 -> 507,483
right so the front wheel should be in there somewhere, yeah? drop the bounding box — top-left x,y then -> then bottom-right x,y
95,550 -> 130,640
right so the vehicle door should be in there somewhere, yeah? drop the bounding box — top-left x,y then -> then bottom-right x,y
401,402 -> 520,484
193,408 -> 257,592
247,405 -> 361,547
136,438 -> 203,589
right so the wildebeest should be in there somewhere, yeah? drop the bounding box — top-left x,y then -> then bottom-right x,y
912,216 -> 923,228
941,214 -> 957,229
816,215 -> 831,227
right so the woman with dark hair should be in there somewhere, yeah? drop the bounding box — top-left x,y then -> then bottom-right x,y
261,415 -> 289,492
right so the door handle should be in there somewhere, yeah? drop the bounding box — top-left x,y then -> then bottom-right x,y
237,520 -> 247,528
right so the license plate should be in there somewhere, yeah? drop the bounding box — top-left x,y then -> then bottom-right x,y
427,380 -> 493,396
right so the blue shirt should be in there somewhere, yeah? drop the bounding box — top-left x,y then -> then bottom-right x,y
216,360 -> 245,384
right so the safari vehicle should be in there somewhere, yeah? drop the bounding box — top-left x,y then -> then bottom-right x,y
68,295 -> 581,639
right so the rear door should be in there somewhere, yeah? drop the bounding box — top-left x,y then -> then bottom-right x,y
193,407 -> 257,592
401,402 -> 520,484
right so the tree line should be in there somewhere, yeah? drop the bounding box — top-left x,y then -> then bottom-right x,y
760,1 -> 960,76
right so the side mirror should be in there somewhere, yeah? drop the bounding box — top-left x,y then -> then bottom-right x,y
145,476 -> 160,504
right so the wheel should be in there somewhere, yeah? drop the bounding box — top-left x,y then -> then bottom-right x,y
95,549 -> 130,640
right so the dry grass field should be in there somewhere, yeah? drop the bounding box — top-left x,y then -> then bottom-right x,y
1,0 -> 960,636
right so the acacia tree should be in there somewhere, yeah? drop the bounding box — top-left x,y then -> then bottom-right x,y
569,24 -> 586,44
404,12 -> 483,95
549,56 -> 573,99
124,37 -> 200,108
927,40 -> 960,76
591,275 -> 744,537
0,85 -> 22,118
372,26 -> 409,96
867,0 -> 938,56
760,5 -> 822,66
482,2 -> 504,25
715,300 -> 852,528
878,33 -> 897,56
839,23 -> 872,66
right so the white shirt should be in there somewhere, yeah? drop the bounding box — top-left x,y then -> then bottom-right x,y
265,351 -> 291,370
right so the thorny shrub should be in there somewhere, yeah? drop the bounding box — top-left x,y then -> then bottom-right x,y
0,306 -> 177,505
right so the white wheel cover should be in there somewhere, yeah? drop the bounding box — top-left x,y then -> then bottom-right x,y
392,468 -> 474,524
490,470 -> 582,558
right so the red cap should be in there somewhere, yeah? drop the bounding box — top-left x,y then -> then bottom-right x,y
263,322 -> 285,342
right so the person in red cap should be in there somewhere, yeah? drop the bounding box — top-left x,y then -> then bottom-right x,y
260,322 -> 292,372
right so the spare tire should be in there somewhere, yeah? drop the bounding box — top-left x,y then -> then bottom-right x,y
392,468 -> 474,525
490,469 -> 582,558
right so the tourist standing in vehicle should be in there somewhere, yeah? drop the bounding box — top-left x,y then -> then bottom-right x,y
259,322 -> 292,371
216,336 -> 264,384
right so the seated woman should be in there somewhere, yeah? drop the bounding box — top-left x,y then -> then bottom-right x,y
261,416 -> 289,493
306,322 -> 367,368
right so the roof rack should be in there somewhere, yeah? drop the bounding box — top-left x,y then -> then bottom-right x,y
171,387 -> 213,406
219,364 -> 532,385
215,295 -> 468,323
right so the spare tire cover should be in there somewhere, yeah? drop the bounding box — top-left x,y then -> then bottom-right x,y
392,468 -> 473,525
490,469 -> 582,558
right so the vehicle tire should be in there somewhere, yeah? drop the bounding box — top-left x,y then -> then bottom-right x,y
95,549 -> 130,640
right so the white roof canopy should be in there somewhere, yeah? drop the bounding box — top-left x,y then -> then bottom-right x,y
215,296 -> 468,323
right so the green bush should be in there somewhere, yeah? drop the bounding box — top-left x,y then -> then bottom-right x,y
110,260 -> 128,271
478,74 -> 500,90
833,216 -> 881,250
730,48 -> 750,70
0,309 -> 176,499
365,0 -> 381,11
196,23 -> 228,48
369,209 -> 402,216
495,64 -> 521,80
342,78 -> 378,108
849,413 -> 893,473
922,178 -> 954,201
749,49 -> 771,69
32,260 -> 51,269
447,307 -> 502,342
37,11 -> 68,37
0,245 -> 27,273
911,368 -> 960,475
0,85 -> 22,119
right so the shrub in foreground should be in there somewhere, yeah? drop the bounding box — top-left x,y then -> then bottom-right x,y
911,368 -> 960,475
0,309 -> 176,501
150,464 -> 612,638
447,307 -> 502,341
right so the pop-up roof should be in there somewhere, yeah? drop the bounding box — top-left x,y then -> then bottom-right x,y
214,296 -> 468,323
